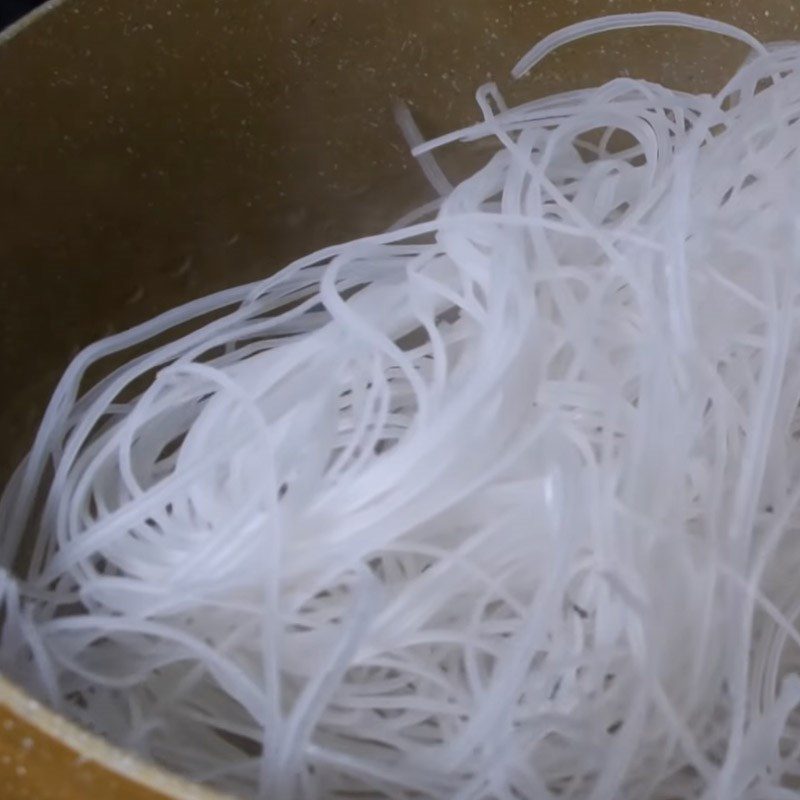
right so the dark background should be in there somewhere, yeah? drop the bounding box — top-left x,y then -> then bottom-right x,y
1,0 -> 45,30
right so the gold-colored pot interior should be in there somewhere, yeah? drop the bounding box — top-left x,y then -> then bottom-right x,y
0,0 -> 790,797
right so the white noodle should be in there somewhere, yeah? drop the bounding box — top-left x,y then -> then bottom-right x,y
3,11 -> 800,800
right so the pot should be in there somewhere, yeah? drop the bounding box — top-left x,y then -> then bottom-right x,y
0,1 -> 785,796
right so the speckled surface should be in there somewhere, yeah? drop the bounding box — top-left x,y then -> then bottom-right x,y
0,676 -> 229,799
0,0 -> 798,797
